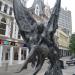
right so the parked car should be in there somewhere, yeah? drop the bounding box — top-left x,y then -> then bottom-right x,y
66,58 -> 75,66
59,59 -> 64,69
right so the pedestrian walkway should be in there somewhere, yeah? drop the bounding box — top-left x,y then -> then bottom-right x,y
0,60 -> 49,75
0,56 -> 75,75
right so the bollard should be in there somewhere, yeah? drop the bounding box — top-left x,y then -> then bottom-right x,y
5,62 -> 8,71
26,48 -> 29,58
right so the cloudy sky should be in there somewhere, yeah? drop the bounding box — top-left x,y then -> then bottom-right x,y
26,0 -> 75,33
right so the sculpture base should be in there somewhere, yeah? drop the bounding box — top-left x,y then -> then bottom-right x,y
44,61 -> 63,75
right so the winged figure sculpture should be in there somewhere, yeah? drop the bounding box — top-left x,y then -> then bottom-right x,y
13,0 -> 62,75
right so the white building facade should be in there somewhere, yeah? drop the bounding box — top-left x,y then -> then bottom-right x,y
0,0 -> 29,66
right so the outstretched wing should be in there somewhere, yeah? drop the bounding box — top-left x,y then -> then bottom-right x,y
47,0 -> 61,33
13,0 -> 37,42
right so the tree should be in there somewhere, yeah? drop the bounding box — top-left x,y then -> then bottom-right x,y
69,34 -> 75,54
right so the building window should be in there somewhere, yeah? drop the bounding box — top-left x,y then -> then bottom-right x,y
10,21 -> 13,38
0,1 -> 2,11
4,4 -> 8,13
0,18 -> 6,35
35,4 -> 40,16
9,7 -> 13,15
18,31 -> 21,39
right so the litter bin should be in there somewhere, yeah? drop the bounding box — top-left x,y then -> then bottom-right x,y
59,60 -> 64,69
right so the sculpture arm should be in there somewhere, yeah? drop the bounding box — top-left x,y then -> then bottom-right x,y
13,0 -> 37,42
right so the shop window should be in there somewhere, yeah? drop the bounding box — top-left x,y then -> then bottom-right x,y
14,52 -> 18,60
5,52 -> 9,60
21,50 -> 26,60
5,48 -> 10,60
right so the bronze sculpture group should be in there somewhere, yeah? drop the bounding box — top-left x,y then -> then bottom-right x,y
13,0 -> 63,75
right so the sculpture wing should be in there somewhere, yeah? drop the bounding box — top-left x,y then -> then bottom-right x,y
47,0 -> 61,33
13,0 -> 37,41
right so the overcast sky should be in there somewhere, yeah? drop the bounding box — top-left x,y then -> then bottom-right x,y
26,0 -> 75,33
